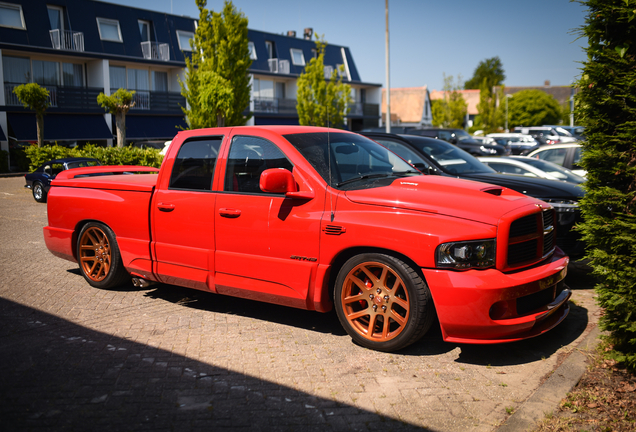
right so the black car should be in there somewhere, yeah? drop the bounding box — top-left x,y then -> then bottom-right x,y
408,128 -> 509,156
24,157 -> 101,203
361,132 -> 585,257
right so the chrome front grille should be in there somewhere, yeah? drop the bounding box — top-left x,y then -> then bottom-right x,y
507,209 -> 556,267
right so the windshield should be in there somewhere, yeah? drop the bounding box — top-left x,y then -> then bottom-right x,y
407,138 -> 496,175
284,132 -> 420,190
511,157 -> 585,184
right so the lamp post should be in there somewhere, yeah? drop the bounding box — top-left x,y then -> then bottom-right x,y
505,94 -> 512,132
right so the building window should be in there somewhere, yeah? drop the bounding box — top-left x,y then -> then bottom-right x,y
152,71 -> 168,92
2,56 -> 30,83
176,30 -> 194,51
32,60 -> 60,86
109,65 -> 126,89
138,20 -> 150,42
127,68 -> 149,91
265,41 -> 274,59
248,41 -> 257,60
0,2 -> 25,29
47,5 -> 64,31
97,17 -> 122,42
290,48 -> 305,66
62,63 -> 84,87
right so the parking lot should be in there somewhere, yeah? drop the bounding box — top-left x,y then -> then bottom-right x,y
0,176 -> 600,432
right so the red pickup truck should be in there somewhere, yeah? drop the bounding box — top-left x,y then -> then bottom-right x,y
44,126 -> 571,352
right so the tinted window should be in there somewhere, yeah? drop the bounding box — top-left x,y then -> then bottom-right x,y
407,138 -> 495,175
372,138 -> 430,170
534,148 -> 567,166
169,138 -> 222,191
224,136 -> 293,194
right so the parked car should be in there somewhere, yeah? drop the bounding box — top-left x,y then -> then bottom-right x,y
486,133 -> 540,155
409,128 -> 509,156
471,136 -> 496,145
513,126 -> 578,145
527,143 -> 585,177
44,126 -> 572,352
544,125 -> 586,140
362,132 -> 585,257
478,156 -> 585,184
24,157 -> 101,203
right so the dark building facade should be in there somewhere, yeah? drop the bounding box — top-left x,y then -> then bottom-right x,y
0,0 -> 380,157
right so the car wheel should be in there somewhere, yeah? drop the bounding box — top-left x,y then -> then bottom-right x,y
32,182 -> 47,203
334,253 -> 434,352
77,222 -> 130,289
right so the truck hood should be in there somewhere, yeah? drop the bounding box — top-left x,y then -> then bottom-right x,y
460,173 -> 584,200
344,175 -> 538,226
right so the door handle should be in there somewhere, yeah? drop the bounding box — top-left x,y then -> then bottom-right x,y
157,203 -> 175,212
219,208 -> 241,218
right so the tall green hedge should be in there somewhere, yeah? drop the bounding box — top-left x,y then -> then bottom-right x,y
576,0 -> 636,369
24,144 -> 163,172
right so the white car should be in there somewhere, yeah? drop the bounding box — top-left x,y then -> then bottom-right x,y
478,156 -> 585,184
527,143 -> 586,177
486,133 -> 540,155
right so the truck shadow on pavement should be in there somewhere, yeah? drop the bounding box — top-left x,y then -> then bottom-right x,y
0,297 -> 431,432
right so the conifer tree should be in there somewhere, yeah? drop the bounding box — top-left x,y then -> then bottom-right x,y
180,0 -> 251,128
576,0 -> 636,369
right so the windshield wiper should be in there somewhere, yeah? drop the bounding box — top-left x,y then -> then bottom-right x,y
336,173 -> 393,187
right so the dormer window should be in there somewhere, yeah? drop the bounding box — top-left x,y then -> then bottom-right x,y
265,41 -> 274,59
248,41 -> 257,60
0,2 -> 26,30
138,20 -> 150,42
290,48 -> 305,66
176,30 -> 194,51
97,17 -> 122,42
47,5 -> 64,31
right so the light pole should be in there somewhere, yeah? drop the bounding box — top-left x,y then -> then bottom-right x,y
385,0 -> 391,133
505,94 -> 512,132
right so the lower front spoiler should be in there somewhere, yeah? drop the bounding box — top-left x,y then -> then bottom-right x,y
444,287 -> 571,344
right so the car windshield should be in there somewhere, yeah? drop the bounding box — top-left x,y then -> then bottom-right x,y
284,132 -> 420,190
66,160 -> 101,169
407,138 -> 496,175
511,157 -> 585,184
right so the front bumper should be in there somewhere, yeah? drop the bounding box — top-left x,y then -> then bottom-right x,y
422,248 -> 570,344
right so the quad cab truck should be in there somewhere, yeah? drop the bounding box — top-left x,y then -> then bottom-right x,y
44,126 -> 571,352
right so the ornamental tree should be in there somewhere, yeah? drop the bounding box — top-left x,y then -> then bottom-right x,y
296,37 -> 351,128
13,83 -> 50,147
97,88 -> 135,147
180,0 -> 251,128
575,0 -> 636,369
506,89 -> 561,129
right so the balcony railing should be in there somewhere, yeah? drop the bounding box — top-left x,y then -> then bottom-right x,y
110,88 -> 184,113
252,97 -> 297,114
49,29 -> 84,52
141,41 -> 170,61
5,83 -> 59,107
267,59 -> 290,74
347,103 -> 380,117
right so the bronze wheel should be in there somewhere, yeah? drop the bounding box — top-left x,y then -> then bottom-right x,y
77,222 -> 129,288
334,253 -> 433,352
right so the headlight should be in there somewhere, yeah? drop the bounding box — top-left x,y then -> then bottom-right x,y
436,239 -> 496,270
543,199 -> 578,213
480,146 -> 497,154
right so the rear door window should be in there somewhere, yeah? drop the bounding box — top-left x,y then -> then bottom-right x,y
169,137 -> 223,191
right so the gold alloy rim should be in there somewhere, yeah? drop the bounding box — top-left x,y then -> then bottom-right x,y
341,261 -> 410,342
79,227 -> 112,282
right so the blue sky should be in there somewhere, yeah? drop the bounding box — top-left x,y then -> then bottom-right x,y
106,0 -> 588,91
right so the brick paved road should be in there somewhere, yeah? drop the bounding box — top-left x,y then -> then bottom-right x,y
0,176 -> 600,432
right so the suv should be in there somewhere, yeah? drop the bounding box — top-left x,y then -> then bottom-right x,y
513,126 -> 578,145
410,128 -> 509,156
487,133 -> 540,155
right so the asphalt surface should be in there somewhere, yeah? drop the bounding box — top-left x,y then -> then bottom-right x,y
0,176 -> 600,432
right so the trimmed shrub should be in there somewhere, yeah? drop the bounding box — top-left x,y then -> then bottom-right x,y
575,0 -> 636,369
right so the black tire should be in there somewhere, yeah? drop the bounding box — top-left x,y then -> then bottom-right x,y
334,253 -> 434,352
77,222 -> 130,289
32,182 -> 47,203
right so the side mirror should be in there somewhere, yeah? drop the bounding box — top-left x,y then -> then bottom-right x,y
260,168 -> 314,200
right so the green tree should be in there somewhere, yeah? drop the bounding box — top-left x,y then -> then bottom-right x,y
464,56 -> 506,90
575,0 -> 636,369
296,37 -> 351,128
431,74 -> 467,128
180,0 -> 251,129
506,89 -> 561,129
475,81 -> 505,133
97,88 -> 135,147
13,83 -> 50,147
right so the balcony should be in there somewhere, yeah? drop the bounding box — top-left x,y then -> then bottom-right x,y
252,97 -> 297,115
347,103 -> 380,117
5,83 -> 59,107
267,59 -> 290,74
111,89 -> 184,113
49,29 -> 84,52
141,41 -> 170,61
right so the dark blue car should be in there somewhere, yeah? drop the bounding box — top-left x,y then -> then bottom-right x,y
25,157 -> 101,202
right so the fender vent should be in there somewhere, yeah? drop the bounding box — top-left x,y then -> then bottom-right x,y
323,225 -> 346,235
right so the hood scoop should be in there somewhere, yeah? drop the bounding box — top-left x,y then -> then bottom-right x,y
481,186 -> 503,196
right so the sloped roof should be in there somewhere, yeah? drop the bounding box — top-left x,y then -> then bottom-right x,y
381,86 -> 428,124
430,89 -> 481,115
503,86 -> 574,105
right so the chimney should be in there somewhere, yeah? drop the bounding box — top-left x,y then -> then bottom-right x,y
303,28 -> 313,40
544,80 -> 551,87
287,30 -> 297,38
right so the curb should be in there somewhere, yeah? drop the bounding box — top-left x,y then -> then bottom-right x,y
496,324 -> 601,432
0,172 -> 27,178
